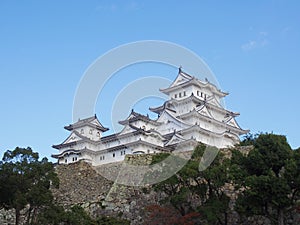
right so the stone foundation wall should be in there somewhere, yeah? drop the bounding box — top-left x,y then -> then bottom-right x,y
52,158 -> 164,224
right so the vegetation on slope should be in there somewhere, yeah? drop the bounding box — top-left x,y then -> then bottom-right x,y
145,133 -> 300,225
0,147 -> 130,225
1,133 -> 299,225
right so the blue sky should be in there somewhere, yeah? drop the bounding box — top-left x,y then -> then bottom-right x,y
1,0 -> 300,160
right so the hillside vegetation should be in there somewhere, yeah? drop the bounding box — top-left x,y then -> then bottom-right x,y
0,133 -> 299,225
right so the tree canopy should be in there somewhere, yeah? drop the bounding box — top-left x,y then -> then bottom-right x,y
0,147 -> 59,225
148,133 -> 300,225
230,134 -> 299,225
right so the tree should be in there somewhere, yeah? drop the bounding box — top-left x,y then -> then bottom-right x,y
151,144 -> 232,225
0,147 -> 59,225
192,145 -> 231,225
231,134 -> 296,225
36,204 -> 131,225
144,204 -> 201,225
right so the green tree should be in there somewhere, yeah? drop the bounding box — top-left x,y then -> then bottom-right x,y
192,145 -> 231,225
151,144 -> 231,225
36,204 -> 130,225
0,147 -> 59,225
232,134 -> 296,225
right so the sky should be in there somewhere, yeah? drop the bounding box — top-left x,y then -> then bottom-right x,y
0,0 -> 300,161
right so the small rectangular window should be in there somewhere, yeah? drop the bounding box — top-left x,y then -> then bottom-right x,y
175,94 -> 177,98
179,92 -> 182,97
184,91 -> 186,96
113,153 -> 115,157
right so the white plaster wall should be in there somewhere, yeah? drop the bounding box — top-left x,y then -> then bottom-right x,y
59,153 -> 81,165
75,125 -> 102,141
93,148 -> 127,165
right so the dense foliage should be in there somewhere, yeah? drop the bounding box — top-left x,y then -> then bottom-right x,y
1,134 -> 299,225
146,134 -> 300,225
0,147 -> 59,225
231,134 -> 300,225
0,147 -> 130,225
148,144 -> 231,225
36,204 -> 130,225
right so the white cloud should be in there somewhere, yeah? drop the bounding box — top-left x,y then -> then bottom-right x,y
241,31 -> 269,51
241,40 -> 257,51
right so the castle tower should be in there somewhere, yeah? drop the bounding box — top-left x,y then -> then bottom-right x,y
149,69 -> 248,149
52,115 -> 108,164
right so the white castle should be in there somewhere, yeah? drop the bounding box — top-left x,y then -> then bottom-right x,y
52,69 -> 248,165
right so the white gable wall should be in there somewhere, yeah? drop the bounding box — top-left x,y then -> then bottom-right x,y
75,125 -> 102,141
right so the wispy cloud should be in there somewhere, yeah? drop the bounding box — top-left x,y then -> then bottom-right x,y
241,31 -> 269,51
241,40 -> 257,51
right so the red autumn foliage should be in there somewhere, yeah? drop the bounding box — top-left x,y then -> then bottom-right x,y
144,204 -> 201,225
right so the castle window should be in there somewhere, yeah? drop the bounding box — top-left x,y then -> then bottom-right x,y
179,92 -> 182,97
80,129 -> 84,134
65,159 -> 67,163
75,157 -> 77,161
201,92 -> 203,97
184,91 -> 186,96
197,90 -> 199,96
97,132 -> 100,137
175,94 -> 177,98
113,153 -> 115,157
